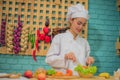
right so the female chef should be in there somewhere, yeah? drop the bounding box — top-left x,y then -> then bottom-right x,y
45,4 -> 94,75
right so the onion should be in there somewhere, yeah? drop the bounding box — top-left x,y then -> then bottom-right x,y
16,37 -> 20,40
17,47 -> 20,51
0,20 -> 6,46
14,29 -> 18,33
1,40 -> 5,43
18,23 -> 22,27
17,32 -> 21,36
18,27 -> 22,31
14,34 -> 18,37
2,21 -> 6,25
13,38 -> 17,42
1,36 -> 5,39
1,28 -> 5,32
14,50 -> 18,54
15,42 -> 20,46
13,46 -> 17,50
13,15 -> 23,54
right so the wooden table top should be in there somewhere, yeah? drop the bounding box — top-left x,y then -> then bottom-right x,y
46,76 -> 114,80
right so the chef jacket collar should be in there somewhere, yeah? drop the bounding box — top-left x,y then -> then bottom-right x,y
66,30 -> 79,40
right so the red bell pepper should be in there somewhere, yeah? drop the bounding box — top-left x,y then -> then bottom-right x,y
32,49 -> 37,62
45,35 -> 51,43
39,33 -> 45,41
35,38 -> 39,51
37,29 -> 40,37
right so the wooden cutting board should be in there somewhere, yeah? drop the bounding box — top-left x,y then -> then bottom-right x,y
47,76 -> 80,79
46,76 -> 114,80
0,74 -> 10,78
0,73 -> 21,79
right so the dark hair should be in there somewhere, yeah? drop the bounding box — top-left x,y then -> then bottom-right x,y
52,27 -> 70,37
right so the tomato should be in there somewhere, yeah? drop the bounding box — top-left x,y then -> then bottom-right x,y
24,70 -> 33,78
55,71 -> 63,76
66,69 -> 72,76
38,73 -> 46,80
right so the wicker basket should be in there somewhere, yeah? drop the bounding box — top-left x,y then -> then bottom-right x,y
78,72 -> 93,78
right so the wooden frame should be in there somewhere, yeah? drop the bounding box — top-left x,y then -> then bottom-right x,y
0,0 -> 88,56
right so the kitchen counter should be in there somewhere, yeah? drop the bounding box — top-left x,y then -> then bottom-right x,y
0,77 -> 114,80
0,73 -> 114,80
0,77 -> 29,80
46,76 -> 114,80
0,73 -> 29,80
0,76 -> 114,80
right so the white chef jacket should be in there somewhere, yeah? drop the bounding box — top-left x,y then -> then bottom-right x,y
45,30 -> 90,75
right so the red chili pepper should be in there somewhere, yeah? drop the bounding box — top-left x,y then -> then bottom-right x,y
37,29 -> 40,37
32,49 -> 37,62
35,39 -> 39,51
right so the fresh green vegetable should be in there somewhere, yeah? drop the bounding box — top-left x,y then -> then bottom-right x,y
28,34 -> 35,48
31,34 -> 35,48
46,69 -> 56,76
74,65 -> 97,75
28,33 -> 31,42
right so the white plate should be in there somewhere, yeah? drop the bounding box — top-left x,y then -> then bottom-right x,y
0,73 -> 29,80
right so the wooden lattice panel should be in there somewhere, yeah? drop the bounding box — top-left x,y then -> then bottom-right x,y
0,0 -> 88,56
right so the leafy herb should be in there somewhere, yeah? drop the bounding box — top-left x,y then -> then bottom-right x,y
46,69 -> 56,76
74,65 -> 97,75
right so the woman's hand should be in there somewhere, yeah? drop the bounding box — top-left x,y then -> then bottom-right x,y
64,52 -> 76,62
86,56 -> 94,66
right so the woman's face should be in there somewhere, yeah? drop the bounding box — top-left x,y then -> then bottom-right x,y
70,17 -> 87,36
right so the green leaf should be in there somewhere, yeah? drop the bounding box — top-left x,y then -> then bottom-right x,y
46,69 -> 56,76
74,65 -> 97,75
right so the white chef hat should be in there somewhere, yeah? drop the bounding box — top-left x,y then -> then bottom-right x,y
66,4 -> 89,21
